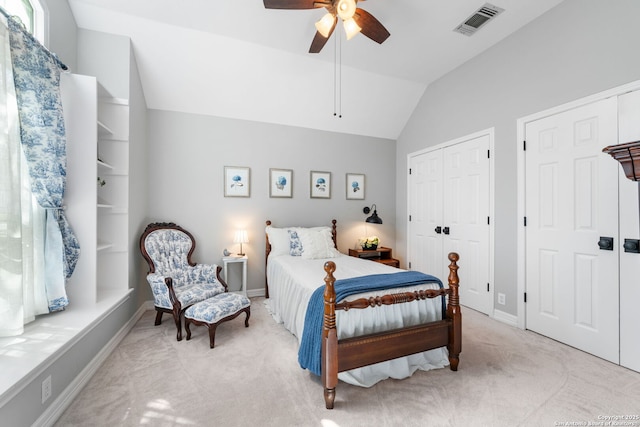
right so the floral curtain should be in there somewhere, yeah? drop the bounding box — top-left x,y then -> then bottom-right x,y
3,14 -> 79,316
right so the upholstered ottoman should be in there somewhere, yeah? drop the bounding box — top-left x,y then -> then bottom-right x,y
184,293 -> 251,348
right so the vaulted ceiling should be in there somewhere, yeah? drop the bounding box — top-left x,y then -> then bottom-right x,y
68,0 -> 564,139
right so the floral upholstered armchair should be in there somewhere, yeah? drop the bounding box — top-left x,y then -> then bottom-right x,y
139,222 -> 227,341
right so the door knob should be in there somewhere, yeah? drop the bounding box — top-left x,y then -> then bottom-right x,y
443,227 -> 450,235
434,226 -> 442,234
597,236 -> 614,251
623,238 -> 640,254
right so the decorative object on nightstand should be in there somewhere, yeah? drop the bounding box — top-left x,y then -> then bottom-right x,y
348,246 -> 400,268
222,255 -> 248,296
363,204 -> 382,224
233,229 -> 248,256
358,236 -> 379,250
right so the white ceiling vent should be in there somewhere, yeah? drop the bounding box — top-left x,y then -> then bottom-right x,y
453,3 -> 505,36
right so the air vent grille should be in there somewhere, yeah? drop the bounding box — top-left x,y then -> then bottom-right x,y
454,3 -> 505,36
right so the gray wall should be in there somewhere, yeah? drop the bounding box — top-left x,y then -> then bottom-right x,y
147,110 -> 397,294
128,45 -> 151,307
395,0 -> 640,316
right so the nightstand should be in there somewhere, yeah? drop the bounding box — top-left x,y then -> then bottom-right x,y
348,247 -> 400,268
222,255 -> 248,296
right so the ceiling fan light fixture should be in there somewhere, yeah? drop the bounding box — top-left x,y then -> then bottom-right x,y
315,12 -> 335,38
336,0 -> 357,20
343,17 -> 361,40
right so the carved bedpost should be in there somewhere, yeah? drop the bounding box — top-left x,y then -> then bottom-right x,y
265,220 -> 272,298
331,219 -> 337,248
322,260 -> 338,409
446,252 -> 461,371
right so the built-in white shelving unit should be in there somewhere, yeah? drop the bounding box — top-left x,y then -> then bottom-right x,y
62,73 -> 131,304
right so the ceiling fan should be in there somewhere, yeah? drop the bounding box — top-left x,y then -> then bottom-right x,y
263,0 -> 390,53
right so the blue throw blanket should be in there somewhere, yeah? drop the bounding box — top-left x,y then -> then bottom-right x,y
298,271 -> 443,376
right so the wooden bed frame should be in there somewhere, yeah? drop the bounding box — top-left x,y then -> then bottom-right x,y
265,219 -> 461,409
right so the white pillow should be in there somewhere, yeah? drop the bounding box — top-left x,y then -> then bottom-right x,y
266,226 -> 290,256
298,227 -> 340,259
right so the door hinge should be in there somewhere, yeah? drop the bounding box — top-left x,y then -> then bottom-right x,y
487,149 -> 490,159
524,292 -> 527,303
409,168 -> 412,175
523,140 -> 526,151
524,217 -> 527,227
409,215 -> 412,222
487,216 -> 490,225
408,261 -> 412,269
487,283 -> 490,292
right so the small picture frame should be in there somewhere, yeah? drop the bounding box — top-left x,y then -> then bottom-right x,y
270,168 -> 293,198
310,171 -> 331,199
224,166 -> 250,197
346,173 -> 365,200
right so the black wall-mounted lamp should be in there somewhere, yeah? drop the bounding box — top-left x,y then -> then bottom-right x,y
363,204 -> 383,224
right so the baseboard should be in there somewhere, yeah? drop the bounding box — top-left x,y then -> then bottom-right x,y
492,308 -> 518,328
34,302 -> 151,427
247,288 -> 265,298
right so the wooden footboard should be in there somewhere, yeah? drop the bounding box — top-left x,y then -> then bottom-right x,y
321,252 -> 461,409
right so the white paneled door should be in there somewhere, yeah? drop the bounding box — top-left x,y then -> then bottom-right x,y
409,149 -> 444,278
524,97 -> 620,363
409,133 -> 491,315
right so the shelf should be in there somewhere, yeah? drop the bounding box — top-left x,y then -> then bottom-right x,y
97,159 -> 114,169
97,120 -> 114,136
97,241 -> 113,252
97,197 -> 113,208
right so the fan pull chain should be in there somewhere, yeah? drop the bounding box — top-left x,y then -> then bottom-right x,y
333,28 -> 342,119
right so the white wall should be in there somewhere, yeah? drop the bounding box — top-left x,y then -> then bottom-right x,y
147,110 -> 397,294
45,0 -> 77,70
396,0 -> 640,316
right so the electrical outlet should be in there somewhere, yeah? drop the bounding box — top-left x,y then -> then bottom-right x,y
498,293 -> 506,305
42,375 -> 52,403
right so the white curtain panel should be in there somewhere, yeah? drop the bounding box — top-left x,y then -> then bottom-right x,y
0,14 -> 48,337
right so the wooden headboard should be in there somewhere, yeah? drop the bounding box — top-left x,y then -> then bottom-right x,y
264,219 -> 337,298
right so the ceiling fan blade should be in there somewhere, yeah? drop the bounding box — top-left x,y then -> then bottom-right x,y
353,8 -> 390,44
309,15 -> 337,53
263,0 -> 322,9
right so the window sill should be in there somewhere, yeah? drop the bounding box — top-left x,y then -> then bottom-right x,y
0,288 -> 133,404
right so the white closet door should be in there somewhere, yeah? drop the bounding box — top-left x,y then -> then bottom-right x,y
525,97 -> 620,363
618,90 -> 640,372
408,133 -> 491,315
443,135 -> 491,314
409,149 -> 444,279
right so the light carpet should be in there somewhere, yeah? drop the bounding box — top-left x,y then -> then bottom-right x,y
54,298 -> 640,427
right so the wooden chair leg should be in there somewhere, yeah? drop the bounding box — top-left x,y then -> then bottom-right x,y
185,319 -> 192,341
173,313 -> 183,341
154,309 -> 163,326
243,307 -> 251,327
207,324 -> 218,349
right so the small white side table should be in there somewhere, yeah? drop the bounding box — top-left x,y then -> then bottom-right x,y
221,255 -> 248,297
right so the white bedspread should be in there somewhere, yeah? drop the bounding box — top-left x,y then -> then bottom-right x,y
264,253 -> 450,387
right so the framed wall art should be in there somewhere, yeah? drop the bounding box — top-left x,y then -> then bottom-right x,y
270,168 -> 293,198
346,173 -> 365,200
224,166 -> 250,197
310,171 -> 331,199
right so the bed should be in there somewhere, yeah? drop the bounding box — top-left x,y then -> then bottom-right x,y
264,219 -> 461,409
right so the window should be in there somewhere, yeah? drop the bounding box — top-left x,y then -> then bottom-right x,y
5,0 -> 33,32
0,0 -> 45,42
